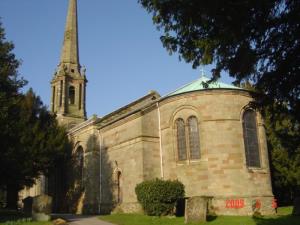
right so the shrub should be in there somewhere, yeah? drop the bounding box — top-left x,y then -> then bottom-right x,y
135,178 -> 185,216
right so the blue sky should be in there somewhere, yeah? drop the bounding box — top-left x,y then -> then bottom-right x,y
0,0 -> 232,117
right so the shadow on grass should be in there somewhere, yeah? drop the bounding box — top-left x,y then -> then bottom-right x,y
253,215 -> 300,225
0,210 -> 31,223
206,215 -> 217,222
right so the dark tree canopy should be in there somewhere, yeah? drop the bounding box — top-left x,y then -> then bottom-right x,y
264,104 -> 300,204
139,0 -> 300,121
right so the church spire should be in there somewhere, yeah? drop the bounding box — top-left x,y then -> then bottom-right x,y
60,0 -> 80,67
51,0 -> 87,128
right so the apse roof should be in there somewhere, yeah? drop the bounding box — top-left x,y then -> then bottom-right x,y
167,75 -> 242,97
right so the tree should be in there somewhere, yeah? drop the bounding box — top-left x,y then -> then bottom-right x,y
0,22 -> 71,209
0,20 -> 26,159
139,0 -> 300,122
0,21 -> 26,205
1,88 -> 71,209
264,104 -> 300,205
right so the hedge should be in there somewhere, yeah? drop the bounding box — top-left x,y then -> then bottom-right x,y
135,178 -> 185,216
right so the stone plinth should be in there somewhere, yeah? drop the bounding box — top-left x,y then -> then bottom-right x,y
32,195 -> 52,221
23,196 -> 33,216
185,196 -> 208,223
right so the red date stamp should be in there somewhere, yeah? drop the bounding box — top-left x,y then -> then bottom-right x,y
225,199 -> 245,208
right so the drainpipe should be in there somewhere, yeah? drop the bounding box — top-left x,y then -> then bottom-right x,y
156,102 -> 164,179
97,129 -> 103,214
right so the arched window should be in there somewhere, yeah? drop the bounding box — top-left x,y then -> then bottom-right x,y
188,116 -> 200,160
243,110 -> 261,168
176,118 -> 187,161
75,146 -> 84,184
69,86 -> 75,105
116,171 -> 122,204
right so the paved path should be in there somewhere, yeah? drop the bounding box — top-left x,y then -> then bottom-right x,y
53,214 -> 116,225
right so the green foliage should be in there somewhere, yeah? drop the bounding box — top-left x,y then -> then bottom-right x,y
139,0 -> 300,124
135,179 -> 184,216
264,104 -> 300,205
0,22 -> 26,96
277,206 -> 294,215
0,88 -> 71,187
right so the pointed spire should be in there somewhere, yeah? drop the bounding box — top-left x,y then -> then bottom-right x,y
60,0 -> 80,67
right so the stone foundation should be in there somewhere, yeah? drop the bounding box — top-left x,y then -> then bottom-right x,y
111,202 -> 143,214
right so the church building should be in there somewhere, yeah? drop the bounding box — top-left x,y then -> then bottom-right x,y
37,0 -> 276,215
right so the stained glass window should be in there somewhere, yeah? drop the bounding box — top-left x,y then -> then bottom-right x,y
176,118 -> 187,161
188,116 -> 200,159
243,110 -> 261,167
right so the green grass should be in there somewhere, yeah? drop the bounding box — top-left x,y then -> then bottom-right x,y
276,206 -> 293,215
0,210 -> 52,225
99,206 -> 300,225
0,221 -> 51,225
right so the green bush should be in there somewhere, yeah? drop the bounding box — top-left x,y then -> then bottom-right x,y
135,179 -> 185,216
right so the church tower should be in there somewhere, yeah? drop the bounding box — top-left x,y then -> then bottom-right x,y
51,0 -> 87,127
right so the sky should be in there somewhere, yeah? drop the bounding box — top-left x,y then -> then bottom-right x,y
0,0 -> 232,118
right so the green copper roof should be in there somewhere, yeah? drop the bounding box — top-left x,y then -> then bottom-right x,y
167,76 -> 242,96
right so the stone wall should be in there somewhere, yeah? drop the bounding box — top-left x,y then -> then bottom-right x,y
100,115 -> 144,206
68,123 -> 100,214
158,89 -> 274,215
68,89 -> 274,215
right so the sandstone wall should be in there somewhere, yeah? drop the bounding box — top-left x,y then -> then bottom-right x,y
68,89 -> 274,215
159,89 -> 274,215
99,111 -> 159,213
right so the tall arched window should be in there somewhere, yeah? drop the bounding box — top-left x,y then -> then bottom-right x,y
69,86 -> 75,105
243,110 -> 261,168
176,118 -> 187,161
116,171 -> 122,204
188,116 -> 200,160
75,146 -> 84,184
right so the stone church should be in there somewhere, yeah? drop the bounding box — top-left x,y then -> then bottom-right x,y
22,0 -> 275,216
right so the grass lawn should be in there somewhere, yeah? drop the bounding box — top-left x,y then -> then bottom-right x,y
0,221 -> 51,225
0,210 -> 52,225
99,206 -> 300,225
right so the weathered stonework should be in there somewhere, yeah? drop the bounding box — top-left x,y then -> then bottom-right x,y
32,195 -> 52,221
185,197 -> 208,223
50,0 -> 87,128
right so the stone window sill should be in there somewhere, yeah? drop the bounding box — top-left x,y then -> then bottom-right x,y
176,158 -> 207,166
247,167 -> 268,174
